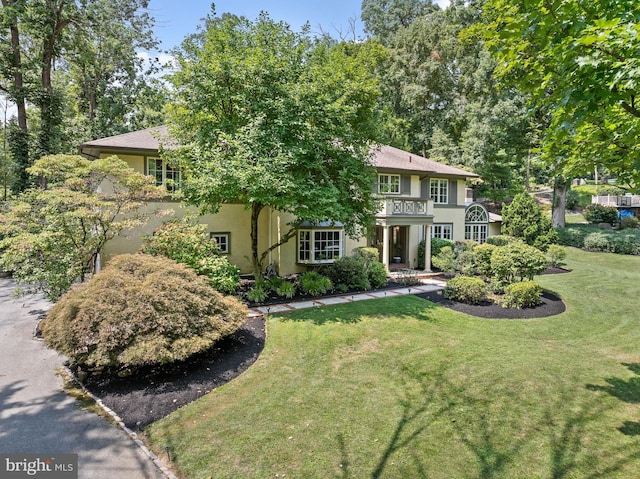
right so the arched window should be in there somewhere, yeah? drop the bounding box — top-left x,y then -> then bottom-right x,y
465,204 -> 489,243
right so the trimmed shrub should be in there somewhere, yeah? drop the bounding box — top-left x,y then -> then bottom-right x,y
611,236 -> 637,255
546,245 -> 567,267
502,281 -> 543,309
141,219 -> 240,293
491,243 -> 549,286
326,255 -> 370,291
473,243 -> 497,277
583,232 -> 612,252
299,271 -> 332,296
583,204 -> 618,225
454,249 -> 476,276
486,235 -> 520,247
432,246 -> 456,273
352,247 -> 379,265
619,216 -> 639,230
367,261 -> 389,289
418,238 -> 455,268
40,254 -> 247,370
454,240 -> 477,254
566,188 -> 580,211
445,276 -> 487,304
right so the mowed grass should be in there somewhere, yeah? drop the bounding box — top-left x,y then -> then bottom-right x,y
147,248 -> 640,479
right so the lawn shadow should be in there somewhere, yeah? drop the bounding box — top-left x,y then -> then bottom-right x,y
587,362 -> 640,438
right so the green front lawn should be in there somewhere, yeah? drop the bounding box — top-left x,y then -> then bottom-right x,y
147,248 -> 640,478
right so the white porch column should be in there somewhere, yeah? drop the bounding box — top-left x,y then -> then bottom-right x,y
424,224 -> 432,272
382,225 -> 390,271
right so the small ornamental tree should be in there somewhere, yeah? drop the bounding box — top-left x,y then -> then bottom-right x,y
141,218 -> 240,293
501,193 -> 558,251
40,254 -> 247,371
0,154 -> 162,300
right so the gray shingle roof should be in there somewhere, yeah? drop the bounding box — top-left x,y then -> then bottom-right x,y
79,125 -> 169,151
370,144 -> 478,178
80,126 -> 477,178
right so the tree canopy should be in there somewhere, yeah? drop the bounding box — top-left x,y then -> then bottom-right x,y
166,11 -> 384,277
481,0 -> 640,186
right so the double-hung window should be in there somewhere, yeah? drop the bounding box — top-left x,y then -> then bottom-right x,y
429,178 -> 448,204
298,229 -> 343,264
378,174 -> 401,194
147,158 -> 181,193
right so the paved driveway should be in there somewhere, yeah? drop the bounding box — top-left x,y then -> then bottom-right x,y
0,278 -> 167,479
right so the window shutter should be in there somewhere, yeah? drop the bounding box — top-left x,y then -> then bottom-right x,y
421,179 -> 428,199
449,179 -> 458,205
402,175 -> 411,195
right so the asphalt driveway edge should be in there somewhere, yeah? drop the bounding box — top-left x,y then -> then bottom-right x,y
59,367 -> 179,479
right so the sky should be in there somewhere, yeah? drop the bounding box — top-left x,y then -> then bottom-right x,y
148,0 -> 450,52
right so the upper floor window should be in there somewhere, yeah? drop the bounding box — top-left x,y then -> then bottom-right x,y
430,178 -> 448,204
147,158 -> 181,193
378,174 -> 401,194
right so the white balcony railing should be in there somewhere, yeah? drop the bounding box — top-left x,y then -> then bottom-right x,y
377,198 -> 434,217
592,195 -> 640,208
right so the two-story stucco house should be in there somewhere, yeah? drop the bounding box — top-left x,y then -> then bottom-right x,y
79,126 -> 500,276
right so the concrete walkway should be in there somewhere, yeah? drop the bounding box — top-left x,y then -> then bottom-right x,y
0,278 -> 167,479
248,277 -> 446,317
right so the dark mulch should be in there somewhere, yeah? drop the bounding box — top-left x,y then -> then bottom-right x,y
81,315 -> 266,430
416,289 -> 566,319
81,269 -> 568,430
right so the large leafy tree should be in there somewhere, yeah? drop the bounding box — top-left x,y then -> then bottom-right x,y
166,12 -> 383,278
0,0 -> 162,191
0,154 -> 162,300
481,0 -> 640,222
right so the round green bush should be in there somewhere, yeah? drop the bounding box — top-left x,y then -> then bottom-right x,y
367,261 -> 389,289
490,243 -> 549,286
583,232 -> 612,252
352,247 -> 379,265
444,275 -> 487,304
473,243 -> 497,277
325,255 -> 370,291
546,244 -> 566,267
502,281 -> 543,309
583,204 -> 618,225
40,254 -> 248,370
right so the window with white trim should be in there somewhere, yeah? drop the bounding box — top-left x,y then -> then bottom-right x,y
465,224 -> 487,243
429,178 -> 448,204
146,157 -> 181,193
210,232 -> 230,254
431,224 -> 452,240
378,174 -> 401,194
298,229 -> 343,264
465,204 -> 489,243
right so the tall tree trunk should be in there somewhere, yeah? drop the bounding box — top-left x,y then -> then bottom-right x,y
552,178 -> 569,228
250,202 -> 265,279
2,0 -> 30,192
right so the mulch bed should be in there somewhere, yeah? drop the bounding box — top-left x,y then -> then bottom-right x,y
82,315 -> 266,430
416,288 -> 566,319
81,268 -> 568,430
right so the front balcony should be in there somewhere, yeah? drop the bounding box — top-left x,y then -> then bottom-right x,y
376,198 -> 434,218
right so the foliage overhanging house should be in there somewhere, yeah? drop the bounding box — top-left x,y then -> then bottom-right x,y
79,126 -> 501,275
